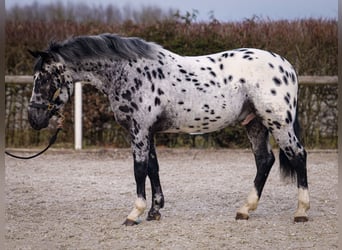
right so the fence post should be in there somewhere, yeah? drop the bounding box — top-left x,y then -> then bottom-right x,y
74,81 -> 82,150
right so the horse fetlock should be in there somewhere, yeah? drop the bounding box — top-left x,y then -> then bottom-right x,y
153,193 -> 164,209
236,188 -> 259,220
246,188 -> 259,211
126,197 -> 147,222
147,208 -> 162,221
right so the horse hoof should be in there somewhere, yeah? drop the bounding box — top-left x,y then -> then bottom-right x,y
123,219 -> 139,226
235,212 -> 249,220
294,216 -> 308,223
146,210 -> 161,221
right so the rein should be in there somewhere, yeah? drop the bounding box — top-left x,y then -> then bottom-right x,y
5,128 -> 62,160
5,110 -> 65,160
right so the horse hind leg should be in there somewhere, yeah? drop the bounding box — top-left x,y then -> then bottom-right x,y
236,118 -> 275,220
277,131 -> 309,222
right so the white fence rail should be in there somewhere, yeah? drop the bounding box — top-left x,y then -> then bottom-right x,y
5,75 -> 338,150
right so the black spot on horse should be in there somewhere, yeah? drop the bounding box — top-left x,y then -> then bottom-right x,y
287,110 -> 293,123
220,64 -> 224,70
207,57 -> 216,63
154,97 -> 161,106
269,51 -> 277,57
210,71 -> 216,77
273,77 -> 282,86
121,90 -> 132,101
273,121 -> 281,129
157,68 -> 165,79
134,78 -> 142,89
119,105 -> 131,113
178,101 -> 184,105
136,67 -> 142,74
270,89 -> 277,95
179,69 -> 187,74
293,98 -> 297,108
239,78 -> 246,84
131,102 -> 139,111
291,73 -> 296,83
152,70 -> 157,79
157,88 -> 164,95
146,71 -> 152,82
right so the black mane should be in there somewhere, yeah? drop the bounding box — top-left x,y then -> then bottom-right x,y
35,34 -> 159,70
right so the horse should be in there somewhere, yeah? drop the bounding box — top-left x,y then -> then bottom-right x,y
27,33 -> 309,226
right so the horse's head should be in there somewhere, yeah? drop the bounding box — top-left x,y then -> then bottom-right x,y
28,50 -> 73,130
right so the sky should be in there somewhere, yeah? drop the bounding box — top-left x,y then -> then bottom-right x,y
5,0 -> 338,22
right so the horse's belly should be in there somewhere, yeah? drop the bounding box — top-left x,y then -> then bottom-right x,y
162,110 -> 238,134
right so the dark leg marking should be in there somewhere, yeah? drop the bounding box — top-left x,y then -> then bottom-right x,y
146,137 -> 165,221
236,118 -> 275,220
123,160 -> 148,226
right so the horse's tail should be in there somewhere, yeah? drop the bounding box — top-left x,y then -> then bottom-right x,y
279,107 -> 301,181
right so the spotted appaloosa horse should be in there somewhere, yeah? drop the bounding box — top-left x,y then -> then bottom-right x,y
27,33 -> 309,225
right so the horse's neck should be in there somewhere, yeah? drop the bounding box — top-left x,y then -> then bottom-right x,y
69,59 -> 126,93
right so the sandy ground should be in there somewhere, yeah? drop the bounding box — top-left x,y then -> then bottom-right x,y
5,148 -> 338,249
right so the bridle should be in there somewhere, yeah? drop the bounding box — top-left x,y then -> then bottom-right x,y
5,87 -> 65,160
29,87 -> 62,115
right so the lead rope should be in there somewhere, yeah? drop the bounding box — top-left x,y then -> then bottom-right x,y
5,112 -> 65,160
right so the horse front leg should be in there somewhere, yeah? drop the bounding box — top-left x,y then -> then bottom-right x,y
146,137 -> 164,221
123,129 -> 150,226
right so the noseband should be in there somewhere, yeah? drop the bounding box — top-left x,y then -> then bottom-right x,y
29,88 -> 61,114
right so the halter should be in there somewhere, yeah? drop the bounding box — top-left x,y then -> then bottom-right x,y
29,87 -> 61,115
5,88 -> 64,160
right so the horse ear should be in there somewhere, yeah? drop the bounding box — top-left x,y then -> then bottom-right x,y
28,49 -> 50,59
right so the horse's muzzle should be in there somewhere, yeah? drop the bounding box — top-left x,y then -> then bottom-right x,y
28,106 -> 50,130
